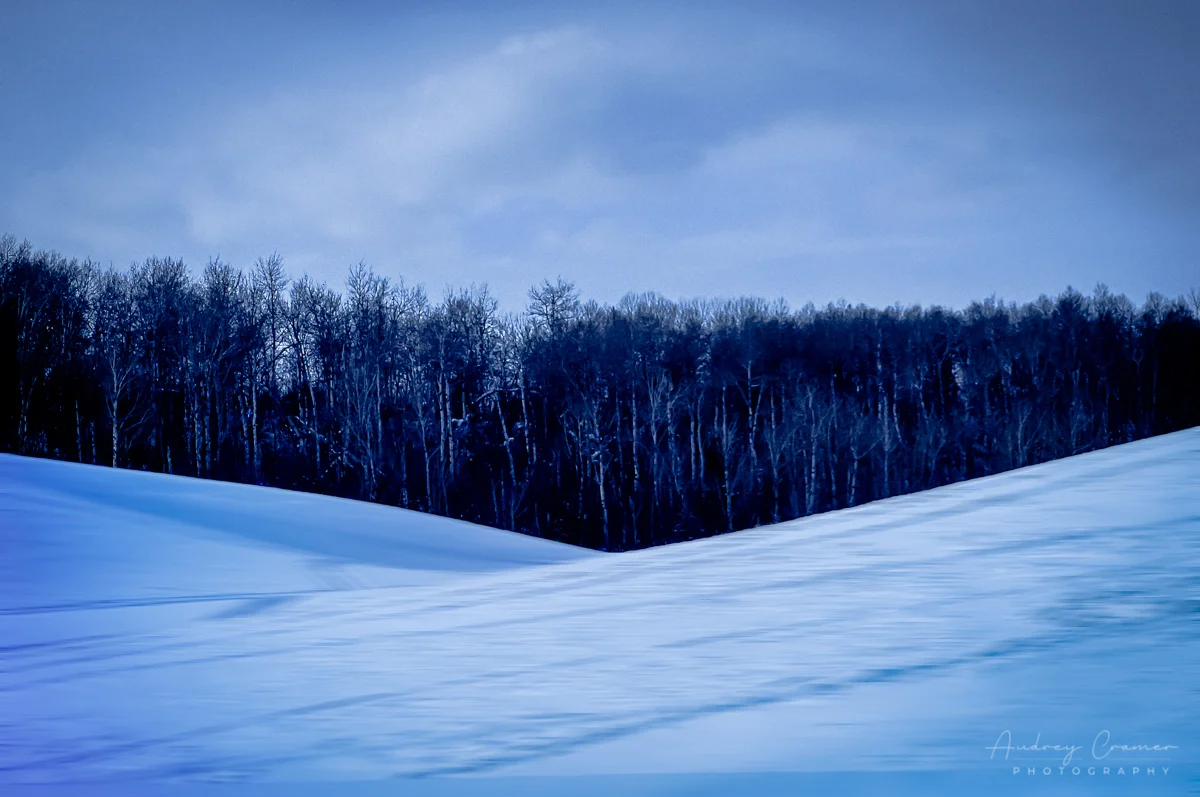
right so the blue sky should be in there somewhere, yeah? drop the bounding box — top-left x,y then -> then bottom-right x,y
2,0 -> 1196,310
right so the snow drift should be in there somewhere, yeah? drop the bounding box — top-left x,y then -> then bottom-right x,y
1,430 -> 1197,794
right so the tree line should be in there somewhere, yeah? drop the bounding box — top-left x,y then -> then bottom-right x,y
2,234 -> 1198,550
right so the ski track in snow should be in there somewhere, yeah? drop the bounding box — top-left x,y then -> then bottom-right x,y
0,430 -> 1197,785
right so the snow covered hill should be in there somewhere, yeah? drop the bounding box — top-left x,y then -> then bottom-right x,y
1,430 -> 1197,795
1,454 -> 593,609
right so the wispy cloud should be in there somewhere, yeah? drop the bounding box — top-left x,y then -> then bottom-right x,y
20,27 -> 613,250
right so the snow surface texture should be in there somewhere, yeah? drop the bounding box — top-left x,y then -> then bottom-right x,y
1,430 -> 1197,795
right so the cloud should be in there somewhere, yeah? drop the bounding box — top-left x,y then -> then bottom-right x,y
10,26 -> 618,264
5,8 -> 1196,311
177,26 -> 615,241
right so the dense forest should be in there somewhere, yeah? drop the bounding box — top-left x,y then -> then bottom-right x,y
2,234 -> 1198,550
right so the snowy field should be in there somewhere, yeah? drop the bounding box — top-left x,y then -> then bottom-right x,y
1,430 -> 1197,795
